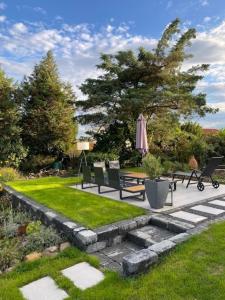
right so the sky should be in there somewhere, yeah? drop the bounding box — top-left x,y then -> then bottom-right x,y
1,0 -> 225,134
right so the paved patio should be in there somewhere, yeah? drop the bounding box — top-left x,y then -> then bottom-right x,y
72,180 -> 225,212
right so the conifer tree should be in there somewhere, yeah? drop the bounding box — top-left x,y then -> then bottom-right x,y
77,18 -> 215,134
20,51 -> 77,156
0,69 -> 26,166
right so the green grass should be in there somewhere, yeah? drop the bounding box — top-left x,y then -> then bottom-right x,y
2,222 -> 225,299
7,177 -> 145,229
122,167 -> 145,173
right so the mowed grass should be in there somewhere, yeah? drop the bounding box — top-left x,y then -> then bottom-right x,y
123,166 -> 145,173
7,177 -> 145,228
2,222 -> 225,299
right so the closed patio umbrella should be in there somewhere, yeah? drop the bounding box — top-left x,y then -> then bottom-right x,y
136,114 -> 148,155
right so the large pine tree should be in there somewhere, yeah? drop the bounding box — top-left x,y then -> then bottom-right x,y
78,20 -> 215,128
0,69 -> 26,167
20,51 -> 77,156
77,19 -> 216,155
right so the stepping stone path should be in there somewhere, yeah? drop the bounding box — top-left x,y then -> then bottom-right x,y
169,211 -> 207,223
209,200 -> 225,207
61,262 -> 104,290
20,263 -> 104,299
20,276 -> 68,300
190,205 -> 225,215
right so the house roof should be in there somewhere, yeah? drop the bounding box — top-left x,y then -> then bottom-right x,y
202,128 -> 219,135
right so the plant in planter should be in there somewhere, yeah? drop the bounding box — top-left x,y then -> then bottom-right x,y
143,154 -> 169,209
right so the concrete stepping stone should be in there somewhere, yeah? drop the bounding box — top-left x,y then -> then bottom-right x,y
61,262 -> 104,290
209,200 -> 225,207
20,276 -> 68,300
190,205 -> 225,215
170,211 -> 207,223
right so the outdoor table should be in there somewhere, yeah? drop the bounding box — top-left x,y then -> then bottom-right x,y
120,172 -> 149,184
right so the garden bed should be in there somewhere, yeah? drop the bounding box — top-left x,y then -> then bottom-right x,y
0,193 -> 67,273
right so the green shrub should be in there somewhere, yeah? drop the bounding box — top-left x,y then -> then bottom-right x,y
162,160 -> 189,173
86,152 -> 119,166
0,167 -> 21,182
162,160 -> 176,173
20,155 -> 56,172
21,226 -> 62,256
13,211 -> 31,225
2,216 -> 18,238
26,221 -> 41,235
0,239 -> 19,272
142,154 -> 164,179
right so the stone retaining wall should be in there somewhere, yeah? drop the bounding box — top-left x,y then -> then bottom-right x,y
3,186 -> 152,253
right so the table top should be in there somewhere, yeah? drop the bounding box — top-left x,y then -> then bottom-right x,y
120,172 -> 149,179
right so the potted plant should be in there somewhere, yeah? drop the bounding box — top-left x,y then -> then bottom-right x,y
143,154 -> 169,209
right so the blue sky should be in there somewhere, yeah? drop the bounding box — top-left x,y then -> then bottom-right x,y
1,0 -> 225,132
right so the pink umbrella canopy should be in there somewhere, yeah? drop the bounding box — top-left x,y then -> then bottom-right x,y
136,114 -> 148,155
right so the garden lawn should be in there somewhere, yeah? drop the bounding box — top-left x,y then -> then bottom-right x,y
2,222 -> 225,299
7,177 -> 145,228
122,167 -> 145,173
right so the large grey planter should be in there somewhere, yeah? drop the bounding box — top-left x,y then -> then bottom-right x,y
145,179 -> 169,209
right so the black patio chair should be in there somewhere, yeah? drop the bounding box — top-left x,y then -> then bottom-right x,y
81,165 -> 96,189
93,161 -> 106,172
94,167 -> 108,193
108,168 -> 145,200
172,156 -> 224,191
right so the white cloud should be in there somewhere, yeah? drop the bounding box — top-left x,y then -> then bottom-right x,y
33,7 -> 47,15
10,23 -> 28,35
0,15 -> 6,22
1,18 -> 225,130
203,16 -> 211,23
199,0 -> 209,6
0,2 -> 6,10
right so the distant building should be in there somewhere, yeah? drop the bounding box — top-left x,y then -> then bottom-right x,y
202,128 -> 219,136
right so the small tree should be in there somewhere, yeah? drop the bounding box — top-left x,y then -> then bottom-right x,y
143,154 -> 164,179
0,69 -> 26,167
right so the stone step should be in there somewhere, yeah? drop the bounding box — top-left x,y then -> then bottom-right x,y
170,211 -> 207,224
189,205 -> 225,217
150,214 -> 195,231
208,199 -> 225,208
127,225 -> 176,247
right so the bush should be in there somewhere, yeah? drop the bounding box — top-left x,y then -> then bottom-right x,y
2,214 -> 18,238
86,152 -> 119,166
0,239 -> 19,272
20,155 -> 56,172
142,154 -> 164,179
162,160 -> 190,173
21,226 -> 62,256
0,167 -> 21,182
26,221 -> 41,235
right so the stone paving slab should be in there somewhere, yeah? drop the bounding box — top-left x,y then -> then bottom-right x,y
101,241 -> 142,264
209,200 -> 225,207
190,205 -> 225,216
20,276 -> 68,300
61,262 -> 104,290
170,211 -> 207,223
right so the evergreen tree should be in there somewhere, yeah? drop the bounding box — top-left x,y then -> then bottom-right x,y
0,69 -> 26,167
20,51 -> 77,156
77,19 -> 216,151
